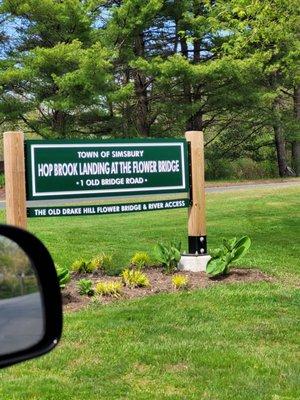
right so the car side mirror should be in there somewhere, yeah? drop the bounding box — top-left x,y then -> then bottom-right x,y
0,224 -> 62,368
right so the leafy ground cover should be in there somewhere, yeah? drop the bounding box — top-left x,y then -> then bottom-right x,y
0,185 -> 299,399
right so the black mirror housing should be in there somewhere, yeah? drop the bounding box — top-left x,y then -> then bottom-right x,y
0,224 -> 62,368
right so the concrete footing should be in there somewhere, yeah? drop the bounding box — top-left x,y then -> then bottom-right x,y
178,254 -> 211,272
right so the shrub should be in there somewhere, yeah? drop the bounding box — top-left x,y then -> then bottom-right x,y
71,258 -> 97,274
77,279 -> 94,296
206,236 -> 251,278
89,256 -> 103,271
205,157 -> 278,181
121,268 -> 150,288
130,251 -> 151,269
0,173 -> 5,188
95,281 -> 122,297
98,253 -> 122,276
55,264 -> 71,289
172,275 -> 189,290
154,241 -> 181,274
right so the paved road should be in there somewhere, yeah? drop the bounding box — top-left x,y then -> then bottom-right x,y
0,180 -> 299,208
0,292 -> 44,355
205,180 -> 300,193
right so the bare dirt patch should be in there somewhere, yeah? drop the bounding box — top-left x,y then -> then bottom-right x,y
0,188 -> 5,200
62,267 -> 273,312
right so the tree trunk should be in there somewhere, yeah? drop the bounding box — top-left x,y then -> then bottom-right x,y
187,110 -> 203,131
292,86 -> 300,176
133,33 -> 150,136
122,68 -> 132,135
53,110 -> 67,136
273,124 -> 289,177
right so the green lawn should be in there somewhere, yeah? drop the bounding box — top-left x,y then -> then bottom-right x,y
0,186 -> 299,399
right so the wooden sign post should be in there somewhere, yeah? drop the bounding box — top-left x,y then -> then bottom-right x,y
178,131 -> 210,272
4,131 -> 27,229
185,131 -> 207,254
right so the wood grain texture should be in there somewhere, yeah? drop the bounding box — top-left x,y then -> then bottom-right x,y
185,131 -> 206,236
4,131 -> 27,228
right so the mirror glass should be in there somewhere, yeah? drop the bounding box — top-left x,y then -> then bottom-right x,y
0,236 -> 44,356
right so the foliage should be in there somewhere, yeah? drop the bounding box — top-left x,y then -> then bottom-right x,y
208,0 -> 300,176
95,281 -> 122,297
121,268 -> 150,288
0,174 -> 5,188
130,251 -> 151,269
0,0 -> 113,137
172,275 -> 189,290
70,258 -> 97,274
0,0 -> 299,175
55,264 -> 71,289
154,241 -> 181,274
98,253 -> 121,276
77,279 -> 94,296
205,157 -> 278,181
89,256 -> 103,271
70,254 -> 120,276
206,236 -> 252,278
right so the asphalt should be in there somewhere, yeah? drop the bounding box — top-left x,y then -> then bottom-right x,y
0,292 -> 44,356
205,180 -> 300,193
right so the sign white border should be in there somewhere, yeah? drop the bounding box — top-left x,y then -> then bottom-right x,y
30,142 -> 187,198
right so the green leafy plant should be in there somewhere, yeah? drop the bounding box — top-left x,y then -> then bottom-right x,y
97,253 -> 122,276
89,256 -> 103,271
55,264 -> 71,289
121,268 -> 150,288
172,275 -> 189,290
130,251 -> 151,269
154,241 -> 181,273
0,174 -> 5,189
77,279 -> 94,296
95,281 -> 122,297
206,236 -> 252,277
70,258 -> 97,274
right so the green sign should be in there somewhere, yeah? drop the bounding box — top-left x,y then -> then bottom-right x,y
25,139 -> 189,200
27,199 -> 189,218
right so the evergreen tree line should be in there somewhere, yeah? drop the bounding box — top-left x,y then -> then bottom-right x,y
0,1 -> 299,177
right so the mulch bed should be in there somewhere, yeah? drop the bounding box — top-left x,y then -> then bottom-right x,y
0,188 -> 5,200
62,267 -> 273,312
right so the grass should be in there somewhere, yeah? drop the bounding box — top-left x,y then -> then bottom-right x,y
0,173 -> 4,188
0,185 -> 299,399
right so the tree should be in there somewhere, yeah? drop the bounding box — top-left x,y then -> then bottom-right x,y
103,0 -> 263,145
0,0 -> 113,137
0,0 -> 298,180
210,0 -> 300,176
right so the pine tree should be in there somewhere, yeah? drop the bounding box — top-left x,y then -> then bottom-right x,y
0,0 -> 113,137
210,0 -> 300,176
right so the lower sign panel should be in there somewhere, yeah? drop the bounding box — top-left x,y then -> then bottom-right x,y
27,199 -> 189,218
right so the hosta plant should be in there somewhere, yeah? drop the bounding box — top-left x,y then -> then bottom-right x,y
121,268 -> 150,288
130,251 -> 151,269
154,241 -> 181,274
206,236 -> 251,278
55,264 -> 71,289
95,281 -> 122,297
172,274 -> 189,290
77,279 -> 94,296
